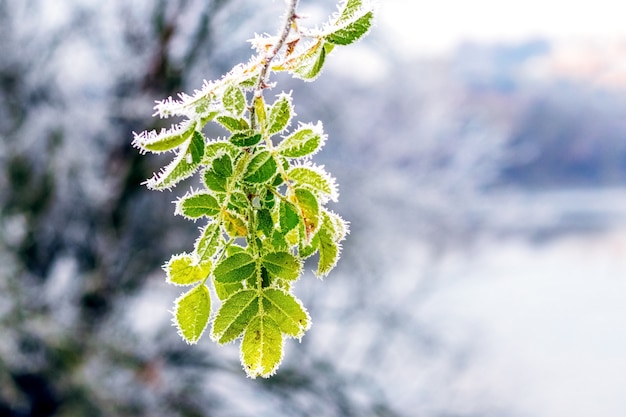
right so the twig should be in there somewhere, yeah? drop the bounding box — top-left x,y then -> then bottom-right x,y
250,0 -> 299,131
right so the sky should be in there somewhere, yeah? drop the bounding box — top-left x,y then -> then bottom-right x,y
380,0 -> 626,56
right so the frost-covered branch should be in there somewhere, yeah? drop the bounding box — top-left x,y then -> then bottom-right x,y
133,0 -> 374,379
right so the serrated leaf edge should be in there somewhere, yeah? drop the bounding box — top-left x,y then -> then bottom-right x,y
210,289 -> 259,344
171,284 -> 211,345
263,289 -> 311,340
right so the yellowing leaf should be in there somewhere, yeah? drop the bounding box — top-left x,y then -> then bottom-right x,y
262,289 -> 310,338
292,188 -> 320,241
241,315 -> 283,378
254,95 -> 267,131
323,209 -> 350,242
316,226 -> 339,278
223,211 -> 248,237
165,253 -> 211,286
173,284 -> 211,344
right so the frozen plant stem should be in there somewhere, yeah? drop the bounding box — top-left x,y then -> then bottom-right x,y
260,0 -> 299,85
251,0 -> 299,132
132,0 -> 375,379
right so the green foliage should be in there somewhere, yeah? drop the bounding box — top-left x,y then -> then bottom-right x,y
133,0 -> 373,378
276,122 -> 325,158
214,252 -> 257,283
174,284 -> 211,344
166,253 -> 211,286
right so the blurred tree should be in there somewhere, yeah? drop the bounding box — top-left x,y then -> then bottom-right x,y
9,0 -> 619,415
0,0 -> 405,416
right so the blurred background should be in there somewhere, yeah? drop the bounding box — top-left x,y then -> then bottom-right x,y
1,0 -> 626,416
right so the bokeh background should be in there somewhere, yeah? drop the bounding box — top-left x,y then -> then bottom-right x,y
2,0 -> 626,416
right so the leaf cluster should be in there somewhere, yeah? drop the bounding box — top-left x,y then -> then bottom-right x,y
132,0 -> 372,378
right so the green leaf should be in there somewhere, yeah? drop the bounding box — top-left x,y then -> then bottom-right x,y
204,171 -> 227,192
316,226 -> 339,277
243,150 -> 278,183
293,188 -> 320,240
254,95 -> 267,131
262,289 -> 310,338
226,244 -> 246,256
261,252 -> 302,281
146,130 -> 205,190
313,210 -> 348,277
230,132 -> 262,147
203,153 -> 232,192
213,252 -> 257,283
165,253 -> 211,286
223,211 -> 248,237
260,266 -> 271,288
257,208 -> 274,237
288,165 -> 338,202
193,95 -> 212,114
177,192 -> 220,219
214,281 -> 244,301
194,222 -> 221,261
323,209 -> 350,242
133,121 -> 196,153
272,171 -> 285,187
212,153 -> 234,177
267,94 -> 293,136
200,110 -> 220,126
203,141 -> 237,165
299,232 -> 319,259
292,40 -> 326,81
270,230 -> 288,251
241,315 -> 283,378
238,75 -> 258,89
326,11 -> 373,45
173,284 -> 211,344
188,132 -> 206,163
277,123 -> 325,158
211,290 -> 259,344
223,85 -> 246,115
284,227 -> 300,247
264,189 -> 276,209
334,0 -> 364,25
228,190 -> 249,210
217,116 -> 249,132
279,199 -> 300,233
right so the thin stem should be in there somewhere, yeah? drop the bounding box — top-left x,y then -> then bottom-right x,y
250,0 -> 298,131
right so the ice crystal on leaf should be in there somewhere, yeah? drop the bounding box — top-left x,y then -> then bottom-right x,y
133,0 -> 373,378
